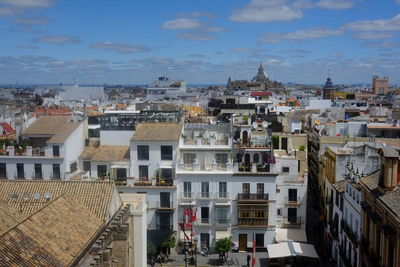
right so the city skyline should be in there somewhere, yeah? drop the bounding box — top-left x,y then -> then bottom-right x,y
0,0 -> 400,84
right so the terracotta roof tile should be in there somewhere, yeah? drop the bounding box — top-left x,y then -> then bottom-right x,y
0,194 -> 103,267
132,122 -> 182,141
0,180 -> 119,221
80,145 -> 130,162
0,201 -> 25,235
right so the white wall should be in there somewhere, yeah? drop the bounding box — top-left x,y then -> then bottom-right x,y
100,130 -> 134,146
64,121 -> 86,173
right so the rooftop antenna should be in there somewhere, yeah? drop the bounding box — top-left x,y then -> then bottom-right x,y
328,69 -> 331,78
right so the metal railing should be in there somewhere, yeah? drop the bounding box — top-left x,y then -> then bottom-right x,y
285,197 -> 301,205
238,218 -> 268,226
156,201 -> 174,209
238,193 -> 269,201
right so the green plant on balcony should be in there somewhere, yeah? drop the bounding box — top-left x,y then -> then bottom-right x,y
299,145 -> 305,151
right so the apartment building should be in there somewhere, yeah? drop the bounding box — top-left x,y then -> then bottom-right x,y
360,147 -> 400,267
0,116 -> 86,180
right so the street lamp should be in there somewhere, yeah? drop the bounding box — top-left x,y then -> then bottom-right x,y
193,237 -> 198,267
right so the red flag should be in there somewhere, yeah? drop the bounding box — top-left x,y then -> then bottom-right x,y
251,235 -> 256,266
178,223 -> 190,240
184,208 -> 192,228
191,207 -> 197,222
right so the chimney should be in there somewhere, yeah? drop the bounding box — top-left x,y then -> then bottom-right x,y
379,148 -> 400,190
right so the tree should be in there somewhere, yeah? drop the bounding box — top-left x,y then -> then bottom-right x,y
147,240 -> 156,259
215,237 -> 232,257
161,235 -> 176,254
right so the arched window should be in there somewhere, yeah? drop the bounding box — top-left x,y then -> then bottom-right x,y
253,153 -> 260,163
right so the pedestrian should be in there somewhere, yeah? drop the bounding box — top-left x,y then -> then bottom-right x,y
150,257 -> 155,267
247,254 -> 251,267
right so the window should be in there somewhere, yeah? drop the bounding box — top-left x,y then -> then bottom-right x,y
215,207 -> 229,224
201,207 -> 209,224
83,161 -> 91,172
34,164 -> 42,179
257,183 -> 264,197
215,153 -> 228,164
157,213 -> 172,230
70,162 -> 77,173
242,183 -> 250,195
219,182 -> 227,198
160,192 -> 171,208
52,164 -> 60,179
281,137 -> 288,150
288,208 -> 297,223
161,145 -> 173,160
183,153 -> 196,164
184,181 -> 192,197
288,189 -> 297,202
139,165 -> 148,181
253,153 -> 260,163
200,233 -> 210,249
0,163 -> 6,179
277,208 -> 281,216
137,145 -> 149,160
282,167 -> 290,173
52,145 -> 60,157
116,168 -> 127,179
298,160 -> 301,172
255,234 -> 264,247
201,182 -> 210,198
17,163 -> 24,179
161,168 -> 172,179
97,165 -> 107,177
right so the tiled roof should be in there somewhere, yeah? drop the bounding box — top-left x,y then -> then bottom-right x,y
380,188 -> 400,217
332,180 -> 346,193
0,201 -> 25,235
132,122 -> 182,141
0,122 -> 15,134
80,145 -> 130,162
380,147 -> 399,158
360,171 -> 380,191
0,180 -> 119,221
23,116 -> 81,143
0,194 -> 103,267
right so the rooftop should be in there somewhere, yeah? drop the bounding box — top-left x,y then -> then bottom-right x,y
380,187 -> 400,217
0,194 -> 103,267
332,180 -> 346,193
0,201 -> 25,235
132,122 -> 182,141
80,145 -> 130,162
23,116 -> 81,143
0,180 -> 119,221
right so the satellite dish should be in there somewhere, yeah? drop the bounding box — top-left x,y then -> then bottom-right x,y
252,122 -> 258,129
33,193 -> 40,200
44,192 -> 52,200
11,194 -> 18,201
262,121 -> 269,128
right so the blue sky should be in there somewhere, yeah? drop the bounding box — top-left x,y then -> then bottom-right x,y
0,0 -> 400,85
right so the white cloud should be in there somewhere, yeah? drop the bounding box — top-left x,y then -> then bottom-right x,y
0,0 -> 54,16
176,11 -> 214,18
261,27 -> 342,43
293,0 -> 359,10
90,42 -> 151,54
17,45 -> 40,49
162,18 -> 202,30
32,35 -> 82,45
230,0 -> 303,23
344,13 -> 400,32
13,16 -> 49,25
177,31 -> 216,41
353,31 -> 395,40
206,27 -> 226,32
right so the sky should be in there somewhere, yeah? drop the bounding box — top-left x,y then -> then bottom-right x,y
0,0 -> 400,85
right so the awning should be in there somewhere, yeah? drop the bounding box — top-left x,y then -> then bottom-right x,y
267,243 -> 292,258
215,231 -> 230,240
292,242 -> 319,259
88,125 -> 101,129
267,242 -> 319,259
275,228 -> 307,243
215,202 -> 231,206
111,165 -> 129,169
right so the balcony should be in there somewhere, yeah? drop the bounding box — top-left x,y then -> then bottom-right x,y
238,218 -> 268,226
180,137 -> 232,148
156,201 -> 174,212
285,197 -> 301,205
197,192 -> 211,199
156,224 -> 173,230
215,218 -> 230,225
0,146 -> 61,157
281,217 -> 302,228
155,178 -> 174,187
234,163 -> 276,175
200,217 -> 210,224
342,220 -> 358,245
176,162 -> 234,172
238,193 -> 269,202
215,192 -> 230,201
133,178 -> 152,186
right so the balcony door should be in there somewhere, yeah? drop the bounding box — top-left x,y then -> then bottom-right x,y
200,233 -> 210,249
288,189 -> 297,202
201,207 -> 209,224
288,208 -> 297,223
239,234 -> 247,251
160,192 -> 171,208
